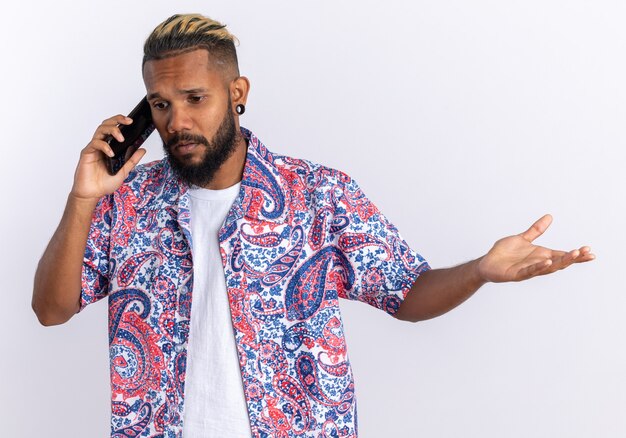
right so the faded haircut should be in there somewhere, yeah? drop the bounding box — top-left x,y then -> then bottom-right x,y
143,14 -> 239,76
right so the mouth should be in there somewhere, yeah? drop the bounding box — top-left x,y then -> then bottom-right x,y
174,142 -> 198,154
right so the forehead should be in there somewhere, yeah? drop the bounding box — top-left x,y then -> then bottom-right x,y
142,49 -> 227,94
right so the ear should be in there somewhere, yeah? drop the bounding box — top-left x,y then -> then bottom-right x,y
230,76 -> 250,111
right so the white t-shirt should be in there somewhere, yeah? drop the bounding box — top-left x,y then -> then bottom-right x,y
183,182 -> 251,437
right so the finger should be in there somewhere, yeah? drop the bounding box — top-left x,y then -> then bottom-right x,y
515,258 -> 553,280
82,139 -> 115,158
520,214 -> 553,242
550,247 -> 597,270
549,249 -> 579,271
563,248 -> 580,263
564,247 -> 596,263
93,124 -> 127,143
574,251 -> 596,263
102,114 -> 134,127
92,115 -> 133,141
118,148 -> 147,180
577,255 -> 595,263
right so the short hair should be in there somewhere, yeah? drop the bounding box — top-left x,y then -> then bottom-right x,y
143,14 -> 239,75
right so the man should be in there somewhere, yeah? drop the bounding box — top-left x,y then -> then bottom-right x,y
32,13 -> 594,438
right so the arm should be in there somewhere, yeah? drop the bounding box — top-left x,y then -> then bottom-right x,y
395,214 -> 595,323
32,195 -> 100,326
32,115 -> 146,326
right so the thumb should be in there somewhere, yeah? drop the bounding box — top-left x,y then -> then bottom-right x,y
117,148 -> 147,182
520,214 -> 553,242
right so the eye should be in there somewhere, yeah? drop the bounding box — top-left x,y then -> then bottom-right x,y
188,95 -> 205,104
152,101 -> 168,110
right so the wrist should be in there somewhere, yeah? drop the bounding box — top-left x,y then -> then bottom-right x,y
472,257 -> 490,286
67,192 -> 100,213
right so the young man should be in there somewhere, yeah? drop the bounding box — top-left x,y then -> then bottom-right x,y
32,14 -> 594,438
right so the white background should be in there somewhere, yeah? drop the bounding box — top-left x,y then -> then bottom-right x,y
1,1 -> 624,436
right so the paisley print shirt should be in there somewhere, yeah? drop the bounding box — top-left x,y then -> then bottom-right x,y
80,127 -> 430,437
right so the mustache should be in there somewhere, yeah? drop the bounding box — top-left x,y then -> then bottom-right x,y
165,132 -> 210,149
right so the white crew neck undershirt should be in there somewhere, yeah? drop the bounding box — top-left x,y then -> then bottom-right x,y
183,182 -> 251,437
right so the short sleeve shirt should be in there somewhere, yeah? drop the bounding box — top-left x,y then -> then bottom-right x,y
80,127 -> 430,437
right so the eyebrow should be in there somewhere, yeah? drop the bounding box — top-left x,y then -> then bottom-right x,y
147,88 -> 209,100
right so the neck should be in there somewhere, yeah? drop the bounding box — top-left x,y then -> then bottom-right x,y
201,134 -> 248,190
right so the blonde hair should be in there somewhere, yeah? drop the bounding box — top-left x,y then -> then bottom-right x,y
143,14 -> 239,74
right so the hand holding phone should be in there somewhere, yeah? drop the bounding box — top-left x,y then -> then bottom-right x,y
105,97 -> 155,175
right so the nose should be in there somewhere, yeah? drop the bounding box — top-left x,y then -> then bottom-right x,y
167,105 -> 193,133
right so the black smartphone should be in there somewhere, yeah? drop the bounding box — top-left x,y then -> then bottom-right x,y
105,96 -> 155,175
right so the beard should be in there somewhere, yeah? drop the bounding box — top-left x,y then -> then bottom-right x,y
163,102 -> 239,188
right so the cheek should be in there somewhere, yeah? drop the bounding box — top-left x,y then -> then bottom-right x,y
196,106 -> 228,133
154,123 -> 170,143
151,113 -> 168,133
152,122 -> 174,147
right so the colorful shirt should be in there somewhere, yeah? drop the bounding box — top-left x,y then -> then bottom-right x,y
80,127 -> 430,437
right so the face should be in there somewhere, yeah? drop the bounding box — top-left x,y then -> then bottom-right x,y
143,49 -> 240,187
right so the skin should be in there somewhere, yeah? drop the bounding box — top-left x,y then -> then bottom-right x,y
395,214 -> 595,322
144,50 -> 250,189
32,48 -> 594,327
32,49 -> 250,325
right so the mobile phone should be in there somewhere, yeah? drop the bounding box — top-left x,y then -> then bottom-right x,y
105,96 -> 155,175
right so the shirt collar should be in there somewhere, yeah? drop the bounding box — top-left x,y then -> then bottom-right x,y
230,126 -> 288,225
163,127 -> 288,229
163,127 -> 287,228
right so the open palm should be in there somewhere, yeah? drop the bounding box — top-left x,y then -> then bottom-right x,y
477,214 -> 594,283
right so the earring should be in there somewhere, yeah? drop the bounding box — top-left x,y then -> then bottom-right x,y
236,104 -> 246,115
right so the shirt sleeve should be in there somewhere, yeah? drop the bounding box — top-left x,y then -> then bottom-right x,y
79,194 -> 113,312
331,174 -> 430,316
